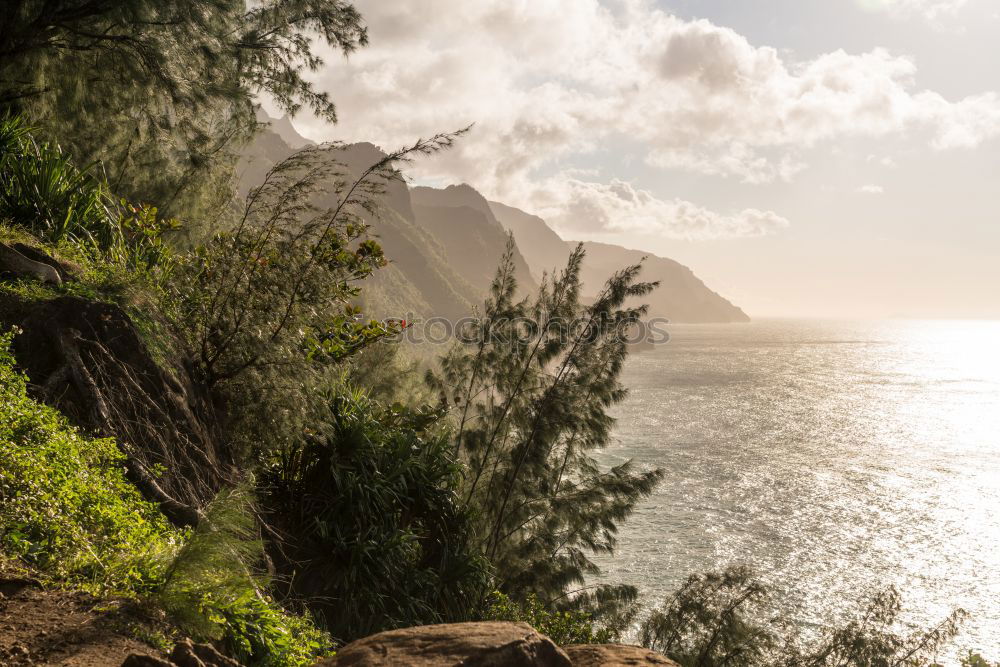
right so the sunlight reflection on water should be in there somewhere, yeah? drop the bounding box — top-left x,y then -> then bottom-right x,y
592,319 -> 1000,662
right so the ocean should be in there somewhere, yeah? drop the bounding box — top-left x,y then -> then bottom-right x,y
592,319 -> 1000,661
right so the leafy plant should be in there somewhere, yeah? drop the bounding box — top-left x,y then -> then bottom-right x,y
0,115 -> 177,274
482,591 -> 615,645
0,328 -> 177,593
156,486 -> 332,666
262,386 -> 491,643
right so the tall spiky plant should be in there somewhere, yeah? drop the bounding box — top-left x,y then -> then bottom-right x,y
429,238 -> 665,628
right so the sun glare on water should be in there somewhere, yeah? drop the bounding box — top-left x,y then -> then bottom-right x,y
594,319 -> 1000,661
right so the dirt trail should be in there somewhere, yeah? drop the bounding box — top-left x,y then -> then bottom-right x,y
0,578 -> 165,667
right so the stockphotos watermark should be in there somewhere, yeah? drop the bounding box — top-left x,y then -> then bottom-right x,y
373,315 -> 672,346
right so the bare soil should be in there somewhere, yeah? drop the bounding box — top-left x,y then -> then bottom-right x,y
0,578 -> 166,667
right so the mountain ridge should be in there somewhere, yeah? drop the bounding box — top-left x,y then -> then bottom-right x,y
240,114 -> 748,324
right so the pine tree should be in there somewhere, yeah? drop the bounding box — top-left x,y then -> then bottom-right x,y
428,238 -> 665,628
0,0 -> 367,217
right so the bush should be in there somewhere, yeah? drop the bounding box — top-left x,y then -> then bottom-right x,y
482,591 -> 615,645
0,328 -> 176,592
262,386 -> 491,642
0,114 -> 177,274
157,488 -> 332,666
639,566 -> 968,667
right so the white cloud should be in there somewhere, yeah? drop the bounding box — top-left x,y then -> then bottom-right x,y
855,0 -> 968,21
284,0 -> 1000,237
857,184 -> 886,194
867,154 -> 898,167
527,176 -> 790,240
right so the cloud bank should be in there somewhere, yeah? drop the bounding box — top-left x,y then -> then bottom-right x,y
291,0 -> 1000,239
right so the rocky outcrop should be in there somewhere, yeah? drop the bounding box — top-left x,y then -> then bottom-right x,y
321,622 -> 572,666
314,622 -> 681,667
563,644 -> 680,666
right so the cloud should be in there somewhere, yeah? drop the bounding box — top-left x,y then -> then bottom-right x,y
855,0 -> 968,21
867,154 -> 898,167
526,176 -> 790,240
284,0 -> 1000,236
857,184 -> 886,194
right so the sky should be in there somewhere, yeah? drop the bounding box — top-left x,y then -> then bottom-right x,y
272,0 -> 1000,319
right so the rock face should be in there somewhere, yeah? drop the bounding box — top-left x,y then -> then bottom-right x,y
563,644 -> 680,666
489,201 -> 750,323
322,622 -> 572,666
411,184 -> 537,297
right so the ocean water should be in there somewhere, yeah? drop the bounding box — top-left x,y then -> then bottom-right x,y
592,319 -> 1000,661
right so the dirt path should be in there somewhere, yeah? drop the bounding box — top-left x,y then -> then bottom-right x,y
0,578 -> 166,667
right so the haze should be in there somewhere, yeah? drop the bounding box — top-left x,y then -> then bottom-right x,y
267,0 -> 1000,320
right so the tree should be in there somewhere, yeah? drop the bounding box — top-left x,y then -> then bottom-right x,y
166,130 -> 464,459
428,239 -> 664,628
0,0 -> 367,216
639,566 -> 967,667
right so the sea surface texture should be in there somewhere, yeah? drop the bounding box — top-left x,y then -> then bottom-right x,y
593,319 -> 1000,660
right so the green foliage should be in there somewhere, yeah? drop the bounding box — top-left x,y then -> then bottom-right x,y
639,566 -> 782,667
166,133 -> 462,468
428,239 -> 664,622
1,0 -> 367,216
961,652 -> 1000,667
156,487 -> 333,666
482,591 -> 614,646
262,386 -> 491,642
639,566 -> 968,667
0,115 -> 178,275
0,328 -> 176,592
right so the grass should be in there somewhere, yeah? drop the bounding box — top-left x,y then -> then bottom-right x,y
0,328 -> 332,664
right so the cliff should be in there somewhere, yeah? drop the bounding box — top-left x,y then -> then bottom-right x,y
488,201 -> 749,323
240,116 -> 747,323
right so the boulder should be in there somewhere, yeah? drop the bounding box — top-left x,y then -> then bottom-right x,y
563,644 -> 680,666
322,622 -> 572,666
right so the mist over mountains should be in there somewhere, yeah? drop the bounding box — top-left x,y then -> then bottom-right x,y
242,113 -> 748,324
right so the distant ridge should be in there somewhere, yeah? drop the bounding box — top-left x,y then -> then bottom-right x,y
239,113 -> 748,323
411,184 -> 536,297
489,201 -> 749,323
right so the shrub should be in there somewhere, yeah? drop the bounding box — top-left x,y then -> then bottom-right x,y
639,566 -> 781,667
639,566 -> 968,667
482,591 -> 615,645
262,386 -> 491,642
156,487 -> 332,666
0,115 -> 177,274
0,328 -> 176,592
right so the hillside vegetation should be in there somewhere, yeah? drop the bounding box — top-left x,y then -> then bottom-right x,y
0,2 -> 993,666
